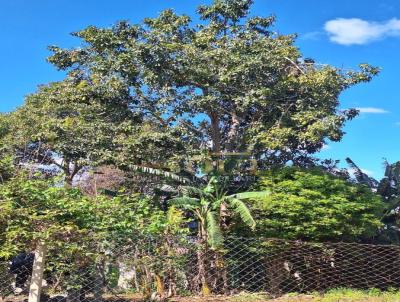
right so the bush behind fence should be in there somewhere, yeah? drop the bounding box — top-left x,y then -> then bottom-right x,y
2,237 -> 400,301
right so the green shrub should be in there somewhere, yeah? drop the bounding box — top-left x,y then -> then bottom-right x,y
238,167 -> 384,241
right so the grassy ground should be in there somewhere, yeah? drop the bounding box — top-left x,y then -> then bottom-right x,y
4,289 -> 400,302
170,289 -> 400,302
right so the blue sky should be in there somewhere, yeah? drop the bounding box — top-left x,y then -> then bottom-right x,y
0,0 -> 399,179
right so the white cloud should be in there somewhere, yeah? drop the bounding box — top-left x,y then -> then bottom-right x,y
324,18 -> 400,45
356,107 -> 389,114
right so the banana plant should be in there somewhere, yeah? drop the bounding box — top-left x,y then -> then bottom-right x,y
169,176 -> 269,249
345,157 -> 379,188
346,157 -> 400,243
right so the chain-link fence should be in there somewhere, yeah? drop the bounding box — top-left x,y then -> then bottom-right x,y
2,237 -> 400,301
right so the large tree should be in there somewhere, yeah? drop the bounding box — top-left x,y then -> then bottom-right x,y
45,0 -> 378,174
1,0 -> 379,186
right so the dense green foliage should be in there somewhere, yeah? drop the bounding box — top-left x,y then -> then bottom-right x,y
0,172 -> 187,259
243,167 -> 384,241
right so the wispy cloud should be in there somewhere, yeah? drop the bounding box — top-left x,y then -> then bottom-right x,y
300,31 -> 323,41
324,18 -> 400,45
356,107 -> 389,114
395,121 -> 400,126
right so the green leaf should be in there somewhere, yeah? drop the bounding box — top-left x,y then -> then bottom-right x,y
228,198 -> 256,229
229,191 -> 271,200
181,186 -> 206,197
206,211 -> 223,249
169,197 -> 201,209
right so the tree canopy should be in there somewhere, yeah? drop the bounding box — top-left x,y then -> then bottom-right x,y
21,0 -> 378,179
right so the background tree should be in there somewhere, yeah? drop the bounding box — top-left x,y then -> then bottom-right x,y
3,80 -> 130,185
3,79 -> 187,187
0,0 -> 390,300
0,114 -> 14,183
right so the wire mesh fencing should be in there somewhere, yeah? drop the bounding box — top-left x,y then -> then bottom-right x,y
2,237 -> 400,301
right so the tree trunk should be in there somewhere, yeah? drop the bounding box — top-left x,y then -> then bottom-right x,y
209,112 -> 221,154
227,112 -> 240,152
65,177 -> 73,188
197,248 -> 210,296
28,242 -> 47,302
215,252 -> 228,294
93,262 -> 104,302
142,265 -> 152,300
209,112 -> 222,173
267,258 -> 284,297
155,274 -> 165,298
63,160 -> 81,188
220,203 -> 228,229
197,224 -> 210,296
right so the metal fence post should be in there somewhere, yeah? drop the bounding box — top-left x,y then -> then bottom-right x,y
28,242 -> 47,302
